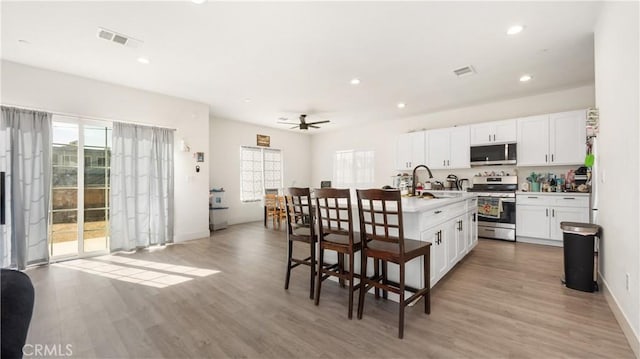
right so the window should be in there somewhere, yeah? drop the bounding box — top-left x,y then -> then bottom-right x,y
240,146 -> 283,202
334,150 -> 375,189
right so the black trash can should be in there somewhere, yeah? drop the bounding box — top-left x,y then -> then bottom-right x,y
560,222 -> 600,292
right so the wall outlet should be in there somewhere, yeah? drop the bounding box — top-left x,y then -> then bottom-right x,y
625,273 -> 630,291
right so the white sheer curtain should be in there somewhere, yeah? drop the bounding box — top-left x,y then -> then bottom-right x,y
109,122 -> 174,251
0,106 -> 52,269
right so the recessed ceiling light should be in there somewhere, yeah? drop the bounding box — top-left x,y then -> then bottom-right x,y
350,78 -> 361,85
519,74 -> 532,82
397,103 -> 406,109
191,0 -> 207,4
507,25 -> 525,35
243,98 -> 251,103
137,57 -> 150,64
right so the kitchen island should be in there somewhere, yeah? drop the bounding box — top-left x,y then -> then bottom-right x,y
390,192 -> 478,296
325,191 -> 478,302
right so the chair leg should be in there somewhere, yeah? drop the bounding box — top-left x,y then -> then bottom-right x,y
424,251 -> 431,314
374,259 -> 380,299
315,247 -> 324,306
284,238 -> 293,290
338,254 -> 345,288
309,239 -> 316,300
382,260 -> 388,300
348,251 -> 355,319
398,262 -> 405,339
357,251 -> 368,320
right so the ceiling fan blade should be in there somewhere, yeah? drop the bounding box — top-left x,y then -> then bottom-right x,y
290,125 -> 299,129
306,120 -> 330,125
277,121 -> 296,124
309,125 -> 320,129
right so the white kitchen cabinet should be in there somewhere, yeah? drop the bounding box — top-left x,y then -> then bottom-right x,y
446,217 -> 458,267
549,110 -> 587,165
516,193 -> 590,245
453,214 -> 468,262
467,204 -> 478,250
426,126 -> 470,170
549,206 -> 590,241
422,226 -> 446,285
396,131 -> 426,170
517,110 -> 586,166
470,119 -> 517,145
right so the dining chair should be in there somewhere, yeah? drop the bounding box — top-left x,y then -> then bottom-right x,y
314,188 -> 363,319
355,188 -> 431,339
265,194 -> 280,229
284,187 -> 318,299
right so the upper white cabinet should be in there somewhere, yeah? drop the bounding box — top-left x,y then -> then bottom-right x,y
426,126 -> 470,170
517,110 -> 586,166
395,131 -> 426,170
549,111 -> 588,165
470,119 -> 517,146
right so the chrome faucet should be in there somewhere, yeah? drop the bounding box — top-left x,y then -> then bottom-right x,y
412,164 -> 434,196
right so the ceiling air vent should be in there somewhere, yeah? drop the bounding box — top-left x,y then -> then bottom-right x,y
453,65 -> 476,77
96,27 -> 143,49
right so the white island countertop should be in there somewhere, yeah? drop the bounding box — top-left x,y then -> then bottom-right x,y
401,192 -> 477,213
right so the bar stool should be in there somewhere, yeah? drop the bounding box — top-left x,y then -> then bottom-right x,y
314,188 -> 363,319
283,187 -> 317,299
355,188 -> 431,339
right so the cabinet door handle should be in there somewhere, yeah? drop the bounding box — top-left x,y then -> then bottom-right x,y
527,196 -> 538,199
563,197 -> 576,200
447,160 -> 450,166
552,209 -> 555,217
546,208 -> 549,217
489,134 -> 491,142
545,154 -> 548,162
493,134 -> 496,141
485,228 -> 495,232
551,154 -> 554,162
443,160 -> 446,166
434,210 -> 442,214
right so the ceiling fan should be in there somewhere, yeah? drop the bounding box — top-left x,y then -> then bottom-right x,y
277,114 -> 330,130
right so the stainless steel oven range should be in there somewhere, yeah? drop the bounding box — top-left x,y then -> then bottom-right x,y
467,175 -> 517,241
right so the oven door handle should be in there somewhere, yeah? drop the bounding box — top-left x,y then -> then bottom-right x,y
500,198 -> 516,203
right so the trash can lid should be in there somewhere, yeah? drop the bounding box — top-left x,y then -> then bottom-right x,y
560,222 -> 600,236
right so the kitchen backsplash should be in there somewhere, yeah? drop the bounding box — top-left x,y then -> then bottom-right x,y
398,165 -> 578,191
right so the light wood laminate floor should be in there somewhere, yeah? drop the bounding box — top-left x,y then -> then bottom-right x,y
26,222 -> 633,358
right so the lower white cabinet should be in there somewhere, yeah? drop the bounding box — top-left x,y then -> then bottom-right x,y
516,193 -> 589,246
419,197 -> 478,286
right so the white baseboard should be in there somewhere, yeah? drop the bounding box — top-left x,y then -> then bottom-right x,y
516,236 -> 563,247
174,230 -> 210,243
599,273 -> 640,358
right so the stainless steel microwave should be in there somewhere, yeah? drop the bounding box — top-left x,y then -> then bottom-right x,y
470,143 -> 517,166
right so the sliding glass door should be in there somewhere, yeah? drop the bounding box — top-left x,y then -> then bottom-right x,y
50,118 -> 111,258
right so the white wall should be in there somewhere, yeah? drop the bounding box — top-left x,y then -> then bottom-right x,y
594,0 -> 640,349
311,84 -> 595,188
1,60 -> 211,242
209,117 -> 311,225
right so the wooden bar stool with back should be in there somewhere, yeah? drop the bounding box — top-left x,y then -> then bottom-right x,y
313,188 -> 363,319
355,188 -> 432,339
283,187 -> 318,299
